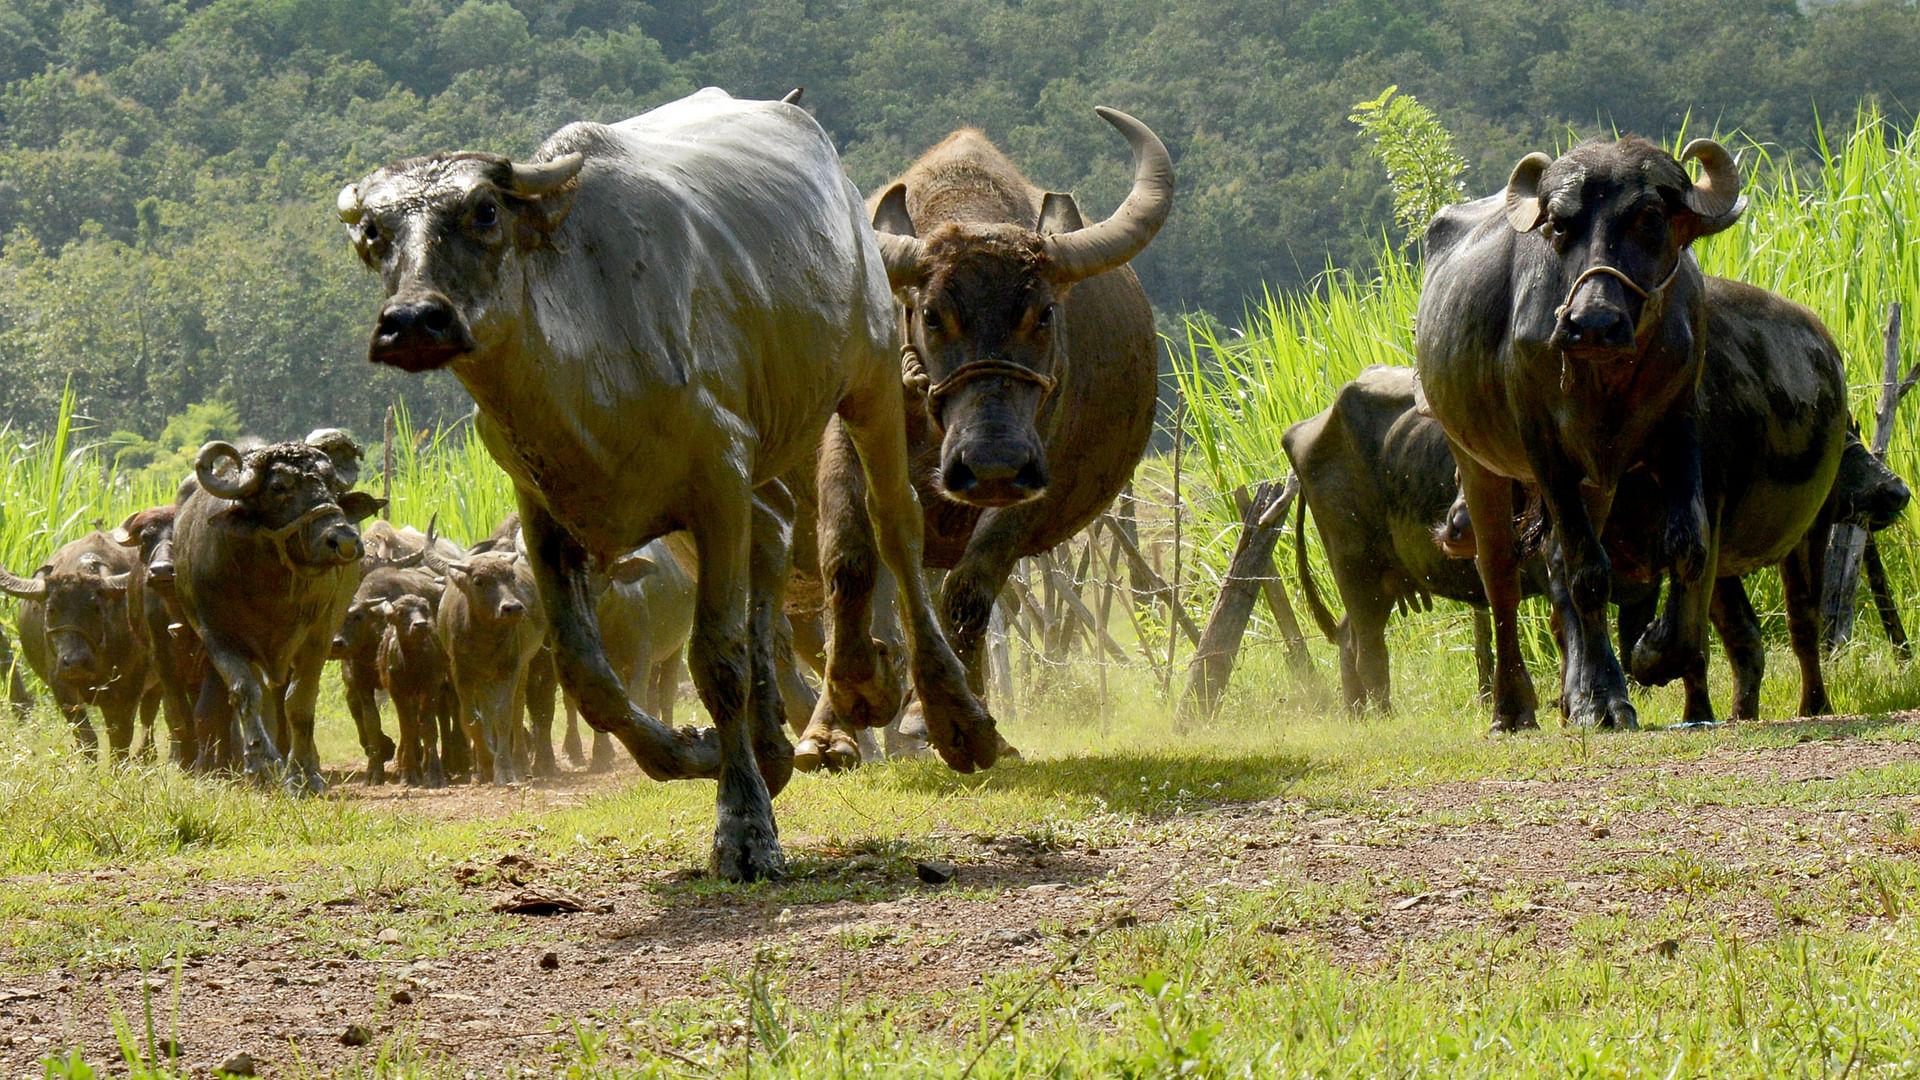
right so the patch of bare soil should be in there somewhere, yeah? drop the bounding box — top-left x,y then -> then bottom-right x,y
5,724 -> 1920,1076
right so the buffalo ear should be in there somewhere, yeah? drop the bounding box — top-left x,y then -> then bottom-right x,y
873,184 -> 917,238
339,492 -> 385,523
1037,192 -> 1087,235
1503,152 -> 1552,233
507,154 -> 585,245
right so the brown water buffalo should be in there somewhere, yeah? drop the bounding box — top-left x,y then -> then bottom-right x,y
110,504 -> 202,766
423,541 -> 547,785
172,440 -> 383,791
560,534 -> 699,772
792,107 -> 1174,769
3,533 -> 158,757
376,592 -> 458,788
340,87 -> 997,880
1416,136 -> 1744,732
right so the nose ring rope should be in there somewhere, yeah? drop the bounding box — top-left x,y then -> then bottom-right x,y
1553,256 -> 1687,391
898,312 -> 1060,436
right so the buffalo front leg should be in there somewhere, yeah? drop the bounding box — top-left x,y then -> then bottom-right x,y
203,638 -> 280,780
834,388 -> 998,773
518,497 -> 720,781
523,652 -> 560,779
689,480 -> 783,882
282,651 -> 330,795
1471,607 -> 1495,703
1532,456 -> 1636,731
808,422 -> 902,771
1455,457 -> 1537,733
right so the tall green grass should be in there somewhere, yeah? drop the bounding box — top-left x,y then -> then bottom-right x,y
0,395 -> 517,588
1174,109 -> 1920,669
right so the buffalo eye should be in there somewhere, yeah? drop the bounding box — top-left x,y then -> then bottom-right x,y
921,307 -> 942,334
473,198 -> 500,230
361,221 -> 380,244
1034,304 -> 1055,330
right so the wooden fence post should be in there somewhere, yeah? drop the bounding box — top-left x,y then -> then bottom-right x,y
1179,477 -> 1296,719
1824,302 -> 1914,649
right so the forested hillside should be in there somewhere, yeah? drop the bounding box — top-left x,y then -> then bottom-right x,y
2,0 -> 1917,446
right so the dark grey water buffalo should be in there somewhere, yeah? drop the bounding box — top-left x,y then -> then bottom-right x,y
423,540 -> 547,785
1416,136 -> 1744,732
791,107 -> 1174,769
172,440 -> 383,790
1285,366 -> 1505,712
1597,278 -> 1846,722
1442,278 -> 1904,723
3,533 -> 158,757
110,504 -> 201,766
340,87 -> 998,880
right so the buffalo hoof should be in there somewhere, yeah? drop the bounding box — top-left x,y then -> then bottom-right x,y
1672,718 -> 1720,730
826,638 -> 905,730
1488,711 -> 1540,736
364,760 -> 387,786
792,735 -> 829,774
562,731 -> 586,769
283,768 -> 327,798
710,811 -> 785,883
1629,626 -> 1694,688
913,668 -> 998,774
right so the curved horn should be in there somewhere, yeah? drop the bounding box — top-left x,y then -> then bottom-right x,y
421,514 -> 464,577
336,183 -> 363,225
1503,152 -> 1552,232
780,87 -> 804,105
0,567 -> 47,600
1040,107 -> 1175,284
102,571 -> 133,592
1679,138 -> 1744,225
194,441 -> 261,501
507,153 -> 585,198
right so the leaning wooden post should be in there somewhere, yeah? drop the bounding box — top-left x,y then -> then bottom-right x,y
1163,396 -> 1185,695
381,404 -> 395,521
1232,481 -> 1316,684
1863,533 -> 1910,660
1824,302 -> 1913,649
1180,477 -> 1296,719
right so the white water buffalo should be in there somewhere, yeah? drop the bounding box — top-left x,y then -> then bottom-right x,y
338,87 -> 997,880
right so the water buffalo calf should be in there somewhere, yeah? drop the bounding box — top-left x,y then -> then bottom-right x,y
376,593 -> 458,788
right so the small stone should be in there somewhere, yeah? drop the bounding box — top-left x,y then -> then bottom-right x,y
1590,824 -> 1612,839
538,951 -> 560,971
376,928 -> 403,945
270,975 -> 289,987
390,989 -> 414,1005
915,860 -> 956,885
154,1037 -> 183,1058
217,1051 -> 258,1076
340,1023 -> 374,1047
1650,938 -> 1681,959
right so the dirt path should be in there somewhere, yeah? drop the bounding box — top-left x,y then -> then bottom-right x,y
5,728 -> 1919,1075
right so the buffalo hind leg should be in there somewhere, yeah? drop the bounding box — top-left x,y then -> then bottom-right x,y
689,477 -> 782,882
523,653 -> 560,779
833,382 -> 997,772
282,650 -> 329,795
517,497 -> 720,781
1454,456 -> 1537,732
1783,527 -> 1832,718
1471,608 -> 1494,703
1710,577 -> 1762,722
746,483 -> 798,798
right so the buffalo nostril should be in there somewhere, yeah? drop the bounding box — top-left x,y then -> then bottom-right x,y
420,306 -> 452,337
942,460 -> 977,494
499,601 -> 524,616
1014,459 -> 1047,492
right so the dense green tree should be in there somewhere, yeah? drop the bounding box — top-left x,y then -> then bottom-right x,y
0,0 -> 1914,442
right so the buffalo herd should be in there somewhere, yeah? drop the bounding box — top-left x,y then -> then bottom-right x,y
1,89 -> 1911,880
